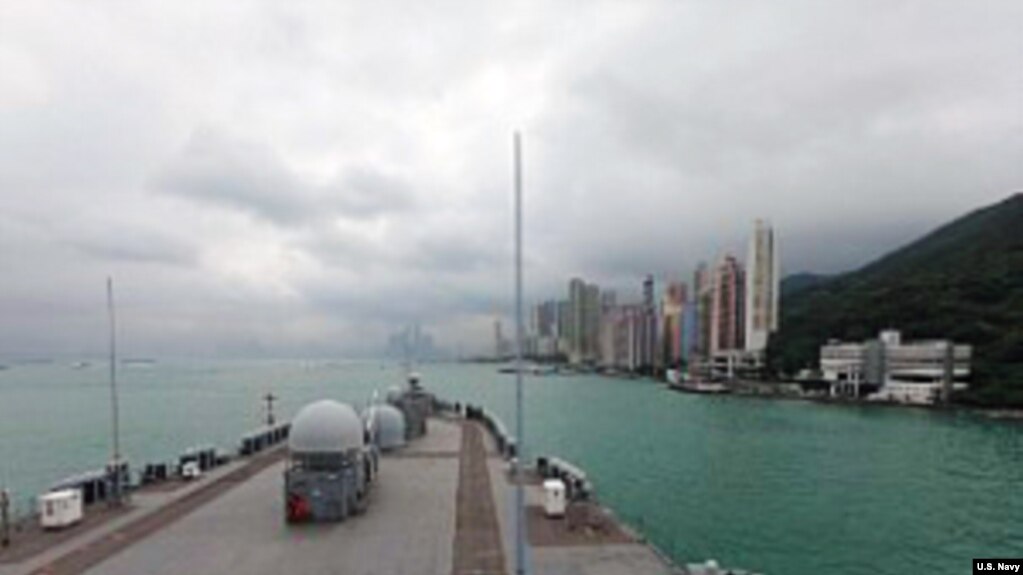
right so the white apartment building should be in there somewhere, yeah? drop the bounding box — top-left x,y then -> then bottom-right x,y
744,219 -> 779,353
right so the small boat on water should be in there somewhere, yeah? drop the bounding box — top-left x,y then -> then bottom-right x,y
666,368 -> 681,385
497,364 -> 558,376
685,559 -> 761,575
669,380 -> 731,395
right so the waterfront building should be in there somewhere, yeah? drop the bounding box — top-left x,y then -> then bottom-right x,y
567,278 -> 601,364
594,299 -> 650,372
599,308 -> 616,367
710,255 -> 745,354
705,255 -> 754,381
528,300 -> 562,360
661,282 -> 687,368
556,300 -> 571,355
744,219 -> 780,353
535,300 -> 559,338
708,350 -> 764,381
819,329 -> 971,404
610,304 -> 644,370
680,303 -> 697,364
600,290 -> 617,316
568,278 -> 585,360
583,283 -> 601,362
493,318 -> 508,359
538,336 -> 558,357
386,324 -> 439,361
598,305 -> 619,368
691,262 -> 714,377
638,275 -> 658,372
595,291 -> 615,365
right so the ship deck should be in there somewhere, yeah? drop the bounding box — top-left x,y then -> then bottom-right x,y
0,418 -> 677,575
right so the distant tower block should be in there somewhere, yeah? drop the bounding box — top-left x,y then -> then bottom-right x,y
711,255 -> 745,353
494,318 -> 505,358
745,219 -> 779,352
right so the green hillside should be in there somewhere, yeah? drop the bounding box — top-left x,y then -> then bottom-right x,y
780,272 -> 831,298
768,193 -> 1023,407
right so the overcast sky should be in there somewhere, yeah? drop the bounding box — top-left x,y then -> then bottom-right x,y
0,1 -> 1020,358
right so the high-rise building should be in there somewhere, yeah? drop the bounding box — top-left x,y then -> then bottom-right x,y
530,300 -> 561,359
639,275 -> 658,371
568,278 -> 586,361
745,219 -> 780,352
661,282 -> 687,367
568,278 -> 586,362
692,262 -> 713,362
711,255 -> 745,353
556,299 -> 571,355
600,290 -> 617,312
605,304 -> 643,371
643,275 -> 655,309
567,278 -> 601,363
535,300 -> 558,338
680,303 -> 697,363
494,318 -> 506,359
583,283 -> 601,361
386,323 -> 440,360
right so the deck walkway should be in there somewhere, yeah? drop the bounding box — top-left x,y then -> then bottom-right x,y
452,423 -> 506,575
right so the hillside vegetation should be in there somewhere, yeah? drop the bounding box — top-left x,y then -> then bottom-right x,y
768,193 -> 1023,407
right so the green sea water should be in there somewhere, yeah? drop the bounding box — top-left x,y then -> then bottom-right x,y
0,359 -> 1020,574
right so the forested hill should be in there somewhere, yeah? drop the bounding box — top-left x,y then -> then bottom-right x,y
769,193 -> 1023,407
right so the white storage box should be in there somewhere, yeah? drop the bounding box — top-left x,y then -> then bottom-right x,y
543,479 -> 566,518
182,461 -> 202,480
39,489 -> 83,529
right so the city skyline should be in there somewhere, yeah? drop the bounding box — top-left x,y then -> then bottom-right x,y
519,219 -> 775,376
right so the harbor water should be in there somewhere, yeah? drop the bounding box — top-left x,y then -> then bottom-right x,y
0,360 -> 1020,574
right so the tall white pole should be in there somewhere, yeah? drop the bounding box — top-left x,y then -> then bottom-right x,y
107,277 -> 122,504
513,132 -> 527,574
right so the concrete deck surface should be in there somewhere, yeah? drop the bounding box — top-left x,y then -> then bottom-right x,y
0,454 -> 262,575
487,458 -> 677,575
396,417 -> 463,457
83,424 -> 462,575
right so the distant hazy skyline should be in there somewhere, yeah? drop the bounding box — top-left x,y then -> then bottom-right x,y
1,2 -> 1020,357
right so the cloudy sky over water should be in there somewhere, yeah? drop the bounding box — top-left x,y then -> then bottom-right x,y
0,1 -> 1020,357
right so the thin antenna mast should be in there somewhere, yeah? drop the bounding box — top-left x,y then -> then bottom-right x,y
107,277 -> 122,505
264,392 -> 277,426
513,131 -> 527,574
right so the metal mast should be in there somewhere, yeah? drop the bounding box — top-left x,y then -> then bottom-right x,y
513,131 -> 527,574
107,277 -> 122,505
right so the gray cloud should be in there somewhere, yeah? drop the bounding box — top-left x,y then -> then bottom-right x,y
156,128 -> 419,226
333,166 -> 417,218
65,221 -> 198,266
0,1 -> 1019,358
156,129 -> 312,225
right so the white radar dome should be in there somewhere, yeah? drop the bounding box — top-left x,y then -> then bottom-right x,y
363,404 -> 407,450
289,400 -> 364,454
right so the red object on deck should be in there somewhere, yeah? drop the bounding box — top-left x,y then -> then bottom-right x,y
286,493 -> 311,523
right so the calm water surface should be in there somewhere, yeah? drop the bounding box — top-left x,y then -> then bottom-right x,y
0,359 -> 1020,574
